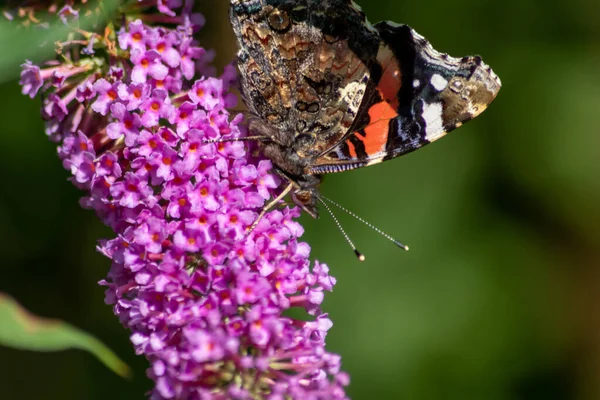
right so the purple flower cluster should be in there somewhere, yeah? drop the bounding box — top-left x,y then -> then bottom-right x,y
18,1 -> 348,399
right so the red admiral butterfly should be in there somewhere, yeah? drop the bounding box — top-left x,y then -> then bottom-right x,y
229,0 -> 501,253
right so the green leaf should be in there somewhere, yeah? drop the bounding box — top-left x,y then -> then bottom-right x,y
0,293 -> 131,378
0,0 -> 120,82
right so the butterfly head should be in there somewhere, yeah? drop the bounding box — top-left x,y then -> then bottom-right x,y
290,174 -> 322,219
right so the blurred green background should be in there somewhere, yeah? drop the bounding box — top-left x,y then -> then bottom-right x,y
1,0 -> 599,399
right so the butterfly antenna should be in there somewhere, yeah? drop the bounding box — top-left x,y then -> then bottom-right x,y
202,135 -> 264,144
320,195 -> 409,251
316,196 -> 366,261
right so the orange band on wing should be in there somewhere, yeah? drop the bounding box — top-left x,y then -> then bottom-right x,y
345,100 -> 398,157
346,139 -> 357,158
360,121 -> 388,155
368,100 -> 398,121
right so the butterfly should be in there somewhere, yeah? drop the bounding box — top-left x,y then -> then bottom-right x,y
229,0 -> 501,251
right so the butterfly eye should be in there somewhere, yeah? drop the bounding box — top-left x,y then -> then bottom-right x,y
268,9 -> 291,32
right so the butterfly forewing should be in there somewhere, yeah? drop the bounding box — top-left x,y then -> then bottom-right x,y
310,22 -> 501,173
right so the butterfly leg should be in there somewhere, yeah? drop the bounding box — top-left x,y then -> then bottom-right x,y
246,182 -> 294,234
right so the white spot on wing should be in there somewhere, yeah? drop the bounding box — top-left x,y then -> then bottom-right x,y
413,79 -> 420,88
430,74 -> 448,91
395,118 -> 408,140
422,102 -> 446,142
338,81 -> 366,109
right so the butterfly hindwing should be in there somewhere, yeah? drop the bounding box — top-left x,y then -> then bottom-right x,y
230,0 -> 380,159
